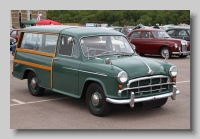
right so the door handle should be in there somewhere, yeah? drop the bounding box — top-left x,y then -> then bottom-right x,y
53,57 -> 59,60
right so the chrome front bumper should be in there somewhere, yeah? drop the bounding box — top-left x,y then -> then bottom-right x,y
106,85 -> 180,108
172,51 -> 190,55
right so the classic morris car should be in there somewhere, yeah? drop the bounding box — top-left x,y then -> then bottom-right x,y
127,28 -> 190,58
12,26 -> 180,117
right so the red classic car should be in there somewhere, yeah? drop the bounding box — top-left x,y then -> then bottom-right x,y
127,28 -> 190,58
10,29 -> 21,43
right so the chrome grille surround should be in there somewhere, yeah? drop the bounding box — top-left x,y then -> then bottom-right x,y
118,75 -> 176,97
181,44 -> 187,53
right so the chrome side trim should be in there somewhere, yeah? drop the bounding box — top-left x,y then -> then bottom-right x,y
79,69 -> 107,76
63,67 -> 78,71
62,67 -> 107,76
106,86 -> 180,108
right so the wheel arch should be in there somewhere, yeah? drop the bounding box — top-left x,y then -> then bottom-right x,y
80,78 -> 107,99
23,68 -> 37,79
159,45 -> 170,54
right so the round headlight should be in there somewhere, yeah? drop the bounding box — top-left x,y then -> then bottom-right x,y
169,66 -> 178,77
117,71 -> 128,83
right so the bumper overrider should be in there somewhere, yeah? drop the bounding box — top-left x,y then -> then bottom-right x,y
106,77 -> 180,108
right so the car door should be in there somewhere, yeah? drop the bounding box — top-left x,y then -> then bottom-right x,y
139,31 -> 155,54
52,35 -> 81,96
176,29 -> 190,41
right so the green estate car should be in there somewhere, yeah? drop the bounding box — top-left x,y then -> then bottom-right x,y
12,26 -> 180,117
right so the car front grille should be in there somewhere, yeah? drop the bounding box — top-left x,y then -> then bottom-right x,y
182,45 -> 187,52
119,75 -> 175,98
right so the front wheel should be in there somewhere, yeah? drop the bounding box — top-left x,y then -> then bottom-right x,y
86,83 -> 111,117
160,47 -> 171,59
27,71 -> 45,96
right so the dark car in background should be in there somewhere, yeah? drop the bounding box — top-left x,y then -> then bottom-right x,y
166,27 -> 190,41
127,28 -> 190,58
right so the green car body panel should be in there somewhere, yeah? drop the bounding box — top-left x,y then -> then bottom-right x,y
12,26 -> 179,114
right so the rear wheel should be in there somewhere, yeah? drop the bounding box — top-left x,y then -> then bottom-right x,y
160,47 -> 171,59
86,83 -> 111,117
27,71 -> 45,96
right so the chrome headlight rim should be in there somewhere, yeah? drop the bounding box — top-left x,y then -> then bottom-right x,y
117,71 -> 128,83
169,66 -> 178,77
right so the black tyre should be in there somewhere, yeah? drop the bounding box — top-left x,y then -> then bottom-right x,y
160,47 -> 171,59
27,71 -> 45,96
86,83 -> 111,117
179,54 -> 187,58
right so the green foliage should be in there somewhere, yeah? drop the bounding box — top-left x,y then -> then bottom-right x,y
47,10 -> 190,26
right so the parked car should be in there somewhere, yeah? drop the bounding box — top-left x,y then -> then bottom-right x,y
10,28 -> 21,42
166,27 -> 190,41
12,26 -> 180,117
10,37 -> 16,51
127,28 -> 190,58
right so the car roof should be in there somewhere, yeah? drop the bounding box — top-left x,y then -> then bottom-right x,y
132,28 -> 164,31
166,27 -> 190,30
21,25 -> 124,39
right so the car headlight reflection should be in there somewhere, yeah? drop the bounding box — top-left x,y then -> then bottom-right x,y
174,43 -> 178,49
117,71 -> 128,83
169,66 -> 178,77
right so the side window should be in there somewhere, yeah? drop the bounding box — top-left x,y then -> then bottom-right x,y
11,31 -> 17,36
166,30 -> 175,36
177,30 -> 189,37
20,33 -> 58,54
141,32 -> 153,38
59,36 -> 78,57
20,33 -> 38,50
130,32 -> 141,38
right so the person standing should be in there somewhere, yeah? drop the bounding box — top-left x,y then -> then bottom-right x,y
153,23 -> 160,29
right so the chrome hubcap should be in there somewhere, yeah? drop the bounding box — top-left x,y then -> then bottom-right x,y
91,93 -> 99,106
162,49 -> 169,57
31,78 -> 36,89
